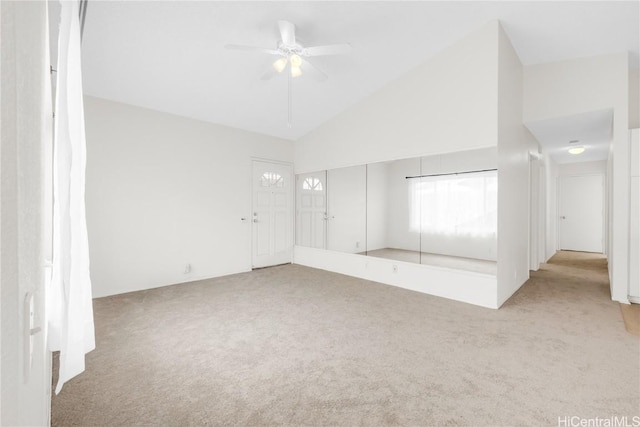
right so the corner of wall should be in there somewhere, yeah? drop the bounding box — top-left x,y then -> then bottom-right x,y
496,20 -> 533,306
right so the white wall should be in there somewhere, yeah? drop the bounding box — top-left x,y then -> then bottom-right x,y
524,53 -> 629,303
496,24 -> 540,307
558,160 -> 607,176
295,21 -> 499,174
84,96 -> 294,297
1,1 -> 52,425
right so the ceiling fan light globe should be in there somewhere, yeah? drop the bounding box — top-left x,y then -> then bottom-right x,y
290,65 -> 302,78
289,54 -> 302,68
273,57 -> 287,73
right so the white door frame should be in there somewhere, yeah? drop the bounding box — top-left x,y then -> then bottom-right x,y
528,154 -> 540,271
538,162 -> 547,264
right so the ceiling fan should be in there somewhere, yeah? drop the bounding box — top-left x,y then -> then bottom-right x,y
225,20 -> 352,127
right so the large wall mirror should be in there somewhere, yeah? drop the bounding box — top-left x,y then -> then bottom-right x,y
295,147 -> 498,275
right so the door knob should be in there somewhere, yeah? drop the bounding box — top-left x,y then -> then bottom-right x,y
561,216 -> 566,219
253,219 -> 258,223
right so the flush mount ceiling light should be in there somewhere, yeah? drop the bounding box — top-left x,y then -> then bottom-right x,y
226,21 -> 352,127
568,146 -> 586,155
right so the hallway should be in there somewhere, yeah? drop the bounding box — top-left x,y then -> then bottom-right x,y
509,250 -> 612,310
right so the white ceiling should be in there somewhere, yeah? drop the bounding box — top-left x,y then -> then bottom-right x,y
56,1 -> 639,141
525,109 -> 613,164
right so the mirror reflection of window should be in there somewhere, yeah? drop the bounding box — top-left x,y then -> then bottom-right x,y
410,171 -> 497,237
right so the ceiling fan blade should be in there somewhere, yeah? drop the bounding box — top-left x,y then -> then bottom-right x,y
301,59 -> 328,82
260,66 -> 278,81
225,44 -> 280,56
278,20 -> 296,45
302,43 -> 352,57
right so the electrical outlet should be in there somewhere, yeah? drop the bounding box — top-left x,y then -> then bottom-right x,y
184,263 -> 191,274
392,264 -> 398,273
355,241 -> 360,248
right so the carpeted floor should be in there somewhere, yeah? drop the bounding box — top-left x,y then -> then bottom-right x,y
620,303 -> 640,336
51,251 -> 639,426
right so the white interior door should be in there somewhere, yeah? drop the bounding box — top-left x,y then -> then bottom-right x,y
252,161 -> 293,268
296,172 -> 326,249
558,174 -> 604,253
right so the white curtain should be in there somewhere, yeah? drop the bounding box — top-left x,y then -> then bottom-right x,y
48,0 -> 95,394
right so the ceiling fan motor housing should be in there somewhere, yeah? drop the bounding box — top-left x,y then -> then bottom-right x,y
277,41 -> 305,57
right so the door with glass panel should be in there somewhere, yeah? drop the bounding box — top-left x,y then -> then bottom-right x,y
296,172 -> 327,249
252,161 -> 293,268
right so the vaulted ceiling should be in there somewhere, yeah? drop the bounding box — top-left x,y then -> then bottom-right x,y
51,1 -> 639,141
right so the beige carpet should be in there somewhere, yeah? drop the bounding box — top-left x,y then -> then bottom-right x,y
620,303 -> 640,336
52,251 -> 639,426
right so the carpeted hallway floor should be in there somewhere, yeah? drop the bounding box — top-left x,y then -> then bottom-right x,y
51,251 -> 639,426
